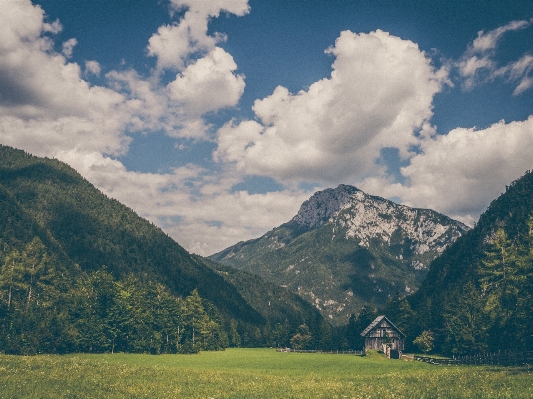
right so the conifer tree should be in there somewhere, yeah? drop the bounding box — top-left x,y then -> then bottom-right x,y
443,282 -> 488,355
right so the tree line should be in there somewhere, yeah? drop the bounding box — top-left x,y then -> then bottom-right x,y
0,236 -> 370,354
0,237 -> 228,355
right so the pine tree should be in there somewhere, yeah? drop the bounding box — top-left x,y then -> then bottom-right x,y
443,282 -> 488,355
346,314 -> 359,350
229,319 -> 241,348
318,319 -> 333,350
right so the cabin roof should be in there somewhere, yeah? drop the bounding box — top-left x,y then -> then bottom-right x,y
360,315 -> 406,338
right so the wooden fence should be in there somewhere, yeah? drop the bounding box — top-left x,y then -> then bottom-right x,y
276,348 -> 365,355
414,350 -> 533,366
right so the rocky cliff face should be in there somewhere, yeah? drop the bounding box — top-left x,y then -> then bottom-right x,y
211,184 -> 470,324
291,185 -> 359,229
294,185 -> 468,263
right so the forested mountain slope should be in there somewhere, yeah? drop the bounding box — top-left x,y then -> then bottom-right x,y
211,184 -> 469,324
199,256 -> 322,329
397,170 -> 533,355
0,145 -> 262,325
401,171 -> 533,353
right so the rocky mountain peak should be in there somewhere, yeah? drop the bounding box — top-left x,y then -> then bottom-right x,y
290,184 -> 470,256
291,184 -> 362,229
211,183 -> 471,325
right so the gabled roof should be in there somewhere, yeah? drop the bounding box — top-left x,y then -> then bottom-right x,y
360,315 -> 406,338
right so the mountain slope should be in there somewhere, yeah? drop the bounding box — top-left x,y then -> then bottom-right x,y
210,184 -> 469,324
403,170 -> 533,354
199,255 -> 322,327
0,145 -> 264,325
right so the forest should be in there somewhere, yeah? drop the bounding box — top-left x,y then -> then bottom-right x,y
0,235 -> 373,354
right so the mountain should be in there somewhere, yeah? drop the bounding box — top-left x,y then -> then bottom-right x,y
400,170 -> 533,354
0,145 -> 320,328
210,184 -> 469,324
199,255 -> 322,328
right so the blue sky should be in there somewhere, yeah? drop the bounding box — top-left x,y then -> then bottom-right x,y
1,0 -> 533,255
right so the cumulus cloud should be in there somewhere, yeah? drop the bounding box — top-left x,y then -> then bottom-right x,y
458,19 -> 533,93
148,0 -> 249,71
361,117 -> 533,226
101,47 -> 246,141
0,0 -> 248,157
168,0 -> 250,17
3,0 -> 532,257
143,0 -> 250,139
215,30 -> 446,184
0,0 -> 130,158
0,0 -> 266,255
168,47 -> 245,116
172,189 -> 308,255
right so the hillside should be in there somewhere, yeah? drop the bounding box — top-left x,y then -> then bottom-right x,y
0,145 -> 266,326
199,256 -> 322,328
210,184 -> 469,324
0,146 -> 324,334
399,170 -> 533,354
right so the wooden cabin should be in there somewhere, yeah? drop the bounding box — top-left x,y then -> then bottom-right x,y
361,315 -> 406,351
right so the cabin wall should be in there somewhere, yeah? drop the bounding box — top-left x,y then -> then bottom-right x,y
364,324 -> 405,350
365,337 -> 404,351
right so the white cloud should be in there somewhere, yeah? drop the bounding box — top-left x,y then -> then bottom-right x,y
458,19 -> 533,93
3,0 -> 532,258
470,20 -> 529,53
361,117 -> 533,226
147,21 -> 211,72
148,0 -> 249,71
168,47 -> 245,116
144,0 -> 249,139
61,38 -> 77,58
169,0 -> 250,18
0,0 -> 130,157
498,54 -> 533,95
0,0 -> 279,255
84,60 -> 101,76
0,0 -> 59,52
215,30 -> 446,184
101,47 -> 246,140
0,0 -> 248,161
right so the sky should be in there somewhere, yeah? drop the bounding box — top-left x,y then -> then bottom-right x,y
1,0 -> 533,256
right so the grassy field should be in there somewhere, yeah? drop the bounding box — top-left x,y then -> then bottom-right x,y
0,348 -> 531,398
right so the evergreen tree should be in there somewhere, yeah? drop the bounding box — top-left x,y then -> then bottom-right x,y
228,319 -> 241,347
346,314 -> 359,350
269,322 -> 284,348
318,319 -> 333,350
443,282 -> 488,355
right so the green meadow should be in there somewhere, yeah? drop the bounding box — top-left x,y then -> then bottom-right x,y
0,348 -> 531,398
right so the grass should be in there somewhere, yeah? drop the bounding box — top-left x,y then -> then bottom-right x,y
0,348 -> 531,398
